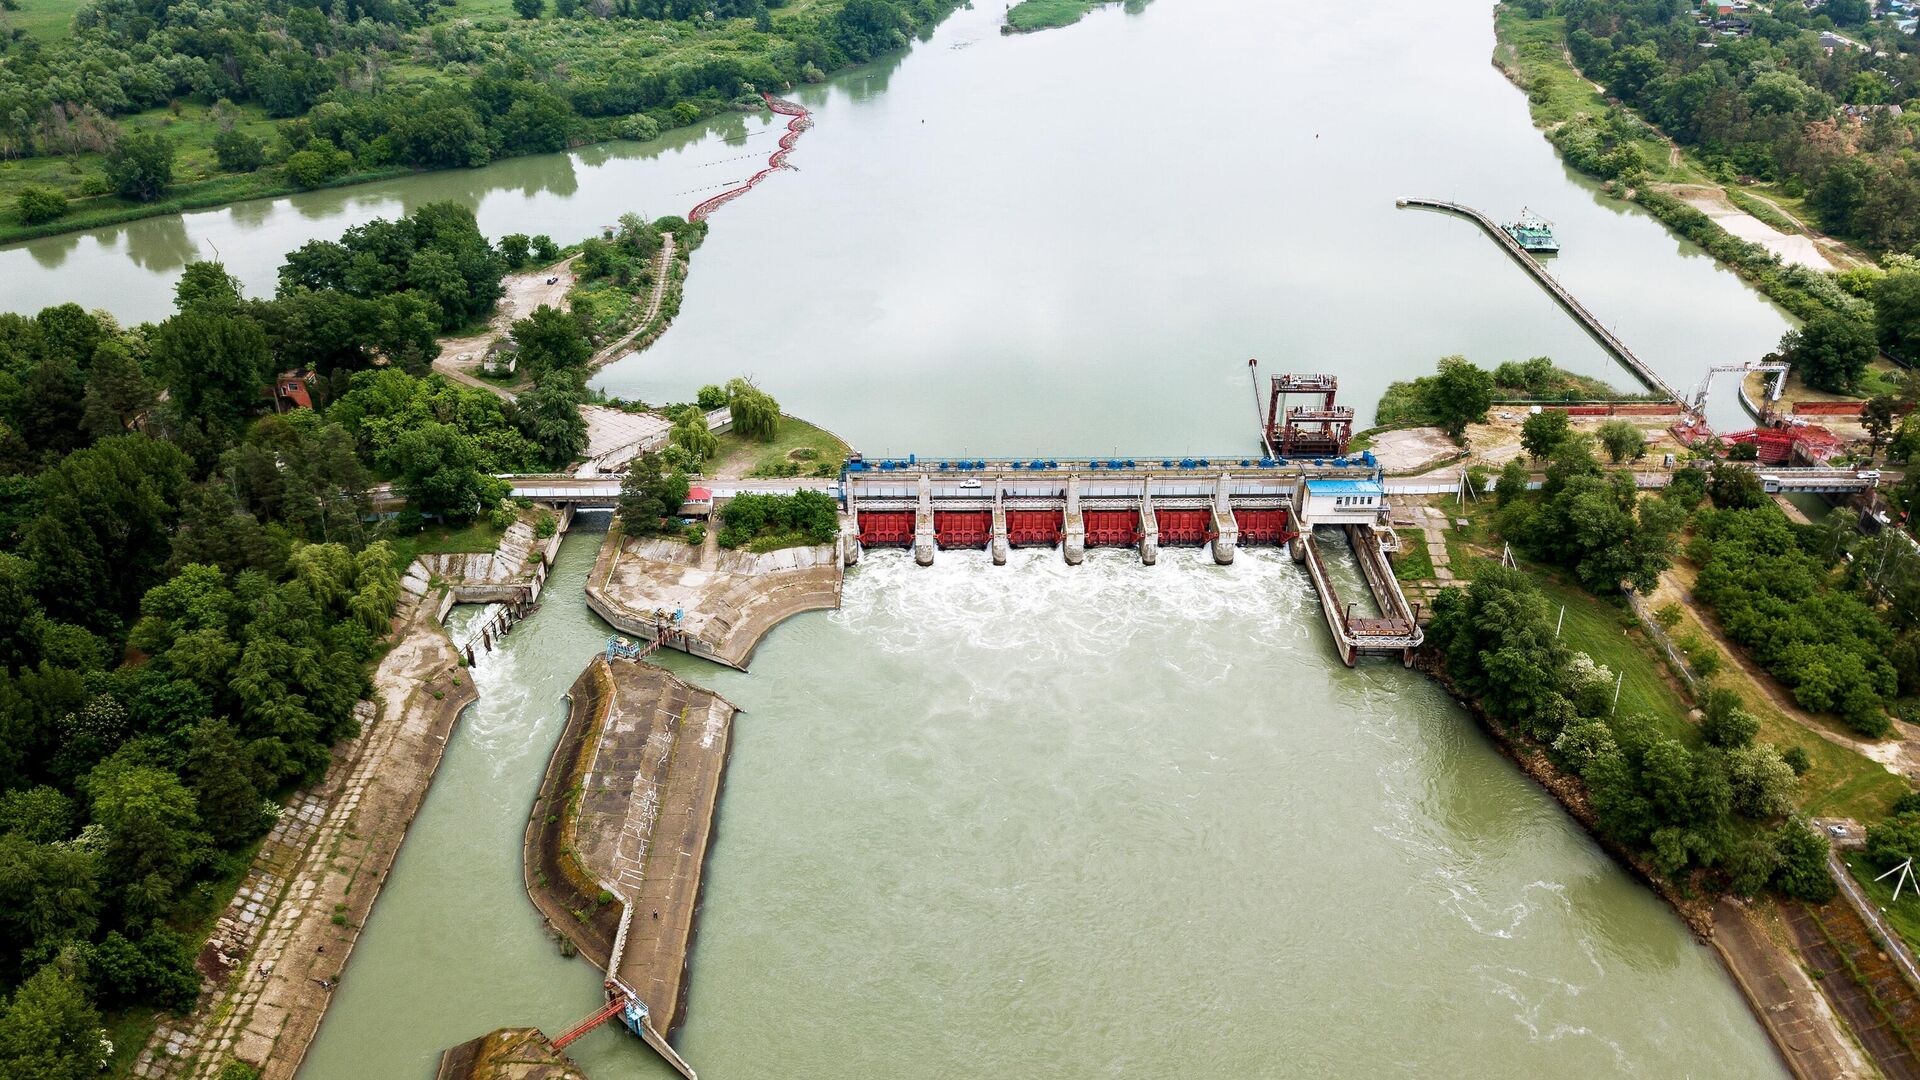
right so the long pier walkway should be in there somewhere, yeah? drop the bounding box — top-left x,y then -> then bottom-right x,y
1397,197 -> 1683,403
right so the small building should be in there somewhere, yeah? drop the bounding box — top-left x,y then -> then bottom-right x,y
678,486 -> 714,517
265,369 -> 315,412
1297,477 -> 1386,527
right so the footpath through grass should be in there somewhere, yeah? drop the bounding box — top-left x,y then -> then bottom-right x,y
711,416 -> 850,479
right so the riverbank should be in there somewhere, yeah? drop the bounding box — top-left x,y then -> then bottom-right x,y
1490,4 -> 1870,325
128,595 -> 476,1080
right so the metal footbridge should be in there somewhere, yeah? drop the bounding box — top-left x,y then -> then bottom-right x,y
1397,196 -> 1684,402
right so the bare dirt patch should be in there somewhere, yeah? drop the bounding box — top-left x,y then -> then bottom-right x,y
1662,184 -> 1835,272
1367,426 -> 1460,474
433,258 -> 578,398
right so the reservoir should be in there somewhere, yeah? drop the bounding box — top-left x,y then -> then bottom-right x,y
22,0 -> 1798,1074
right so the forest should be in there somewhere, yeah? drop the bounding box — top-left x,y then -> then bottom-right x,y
0,0 -> 961,237
1553,0 -> 1920,251
0,200 -> 672,1077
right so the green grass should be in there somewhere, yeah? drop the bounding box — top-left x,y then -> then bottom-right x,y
1843,853 -> 1920,955
1531,576 -> 1698,742
1007,0 -> 1098,31
3,0 -> 86,39
386,519 -> 507,572
712,415 -> 850,479
1392,530 -> 1435,582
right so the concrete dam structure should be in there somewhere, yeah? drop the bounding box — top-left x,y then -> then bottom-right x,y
841,458 -> 1424,665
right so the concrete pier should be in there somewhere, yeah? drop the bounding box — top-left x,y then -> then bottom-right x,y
1063,473 -> 1085,566
1210,473 -> 1238,565
914,475 -> 936,567
990,488 -> 1009,565
1137,477 -> 1159,566
524,658 -> 736,1075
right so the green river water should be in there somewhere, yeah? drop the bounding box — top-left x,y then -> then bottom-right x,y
1,0 -> 1815,1074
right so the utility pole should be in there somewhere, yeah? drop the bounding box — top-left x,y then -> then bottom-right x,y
1555,604 -> 1565,639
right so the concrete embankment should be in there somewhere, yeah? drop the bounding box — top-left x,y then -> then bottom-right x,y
525,656 -> 738,1041
584,524 -> 842,669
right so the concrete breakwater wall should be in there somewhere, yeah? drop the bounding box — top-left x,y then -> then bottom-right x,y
585,526 -> 842,669
517,657 -> 734,1076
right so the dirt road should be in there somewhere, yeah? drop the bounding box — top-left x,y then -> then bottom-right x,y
433,258 -> 579,399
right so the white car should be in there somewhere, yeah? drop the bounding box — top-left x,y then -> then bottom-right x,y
959,479 -> 982,489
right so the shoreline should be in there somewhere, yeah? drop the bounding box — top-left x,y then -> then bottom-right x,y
1412,650 -> 1876,1079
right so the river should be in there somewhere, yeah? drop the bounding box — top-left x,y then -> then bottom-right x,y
3,1 -> 1786,434
37,0 -> 1795,1074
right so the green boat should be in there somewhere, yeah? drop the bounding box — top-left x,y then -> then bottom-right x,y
1502,209 -> 1559,253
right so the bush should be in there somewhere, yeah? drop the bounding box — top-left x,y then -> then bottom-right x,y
15,185 -> 68,224
1654,603 -> 1682,628
1782,745 -> 1812,776
217,1063 -> 262,1080
212,129 -> 267,173
488,502 -> 518,530
535,510 -> 558,539
716,490 -> 837,550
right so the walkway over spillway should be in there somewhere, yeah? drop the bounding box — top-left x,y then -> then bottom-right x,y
842,458 -> 1424,665
1396,196 -> 1684,403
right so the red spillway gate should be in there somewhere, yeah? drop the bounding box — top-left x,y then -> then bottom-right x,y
1083,510 -> 1138,547
1006,510 -> 1062,547
859,511 -> 914,547
1234,508 -> 1293,544
934,511 -> 990,549
1155,509 -> 1212,545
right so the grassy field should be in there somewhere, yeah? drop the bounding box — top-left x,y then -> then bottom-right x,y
387,519 -> 508,573
1392,530 -> 1434,582
1843,853 -> 1920,955
711,415 -> 850,479
3,0 -> 85,39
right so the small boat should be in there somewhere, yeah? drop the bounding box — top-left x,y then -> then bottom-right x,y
1502,209 -> 1559,253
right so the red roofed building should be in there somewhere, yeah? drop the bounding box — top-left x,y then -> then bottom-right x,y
266,370 -> 315,412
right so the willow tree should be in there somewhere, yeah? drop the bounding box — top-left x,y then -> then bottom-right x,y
726,377 -> 780,441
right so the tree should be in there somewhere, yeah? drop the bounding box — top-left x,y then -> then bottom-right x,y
1877,271 -> 1920,361
616,452 -> 688,535
725,377 -> 780,441
388,423 -> 508,520
0,965 -> 105,1080
1778,313 -> 1875,393
1596,420 -> 1646,464
1771,819 -> 1836,901
151,310 -> 273,443
1707,462 -> 1767,510
1520,410 -> 1572,460
85,928 -> 199,1011
1727,744 -> 1797,821
695,384 -> 727,410
211,130 -> 266,173
81,341 -> 157,438
13,186 -> 66,225
183,719 -> 267,850
103,132 -> 175,202
507,304 -> 590,378
83,758 -> 204,918
512,0 -> 543,17
1700,687 -> 1759,749
671,413 -> 718,462
514,373 -> 589,469
1425,357 -> 1494,439
1863,395 -> 1900,462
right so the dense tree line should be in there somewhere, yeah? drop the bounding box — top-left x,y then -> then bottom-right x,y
1428,565 -> 1831,898
1495,428 -> 1687,594
1558,0 -> 1920,253
4,0 -> 960,220
0,203 -> 592,1075
1689,505 -> 1908,735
